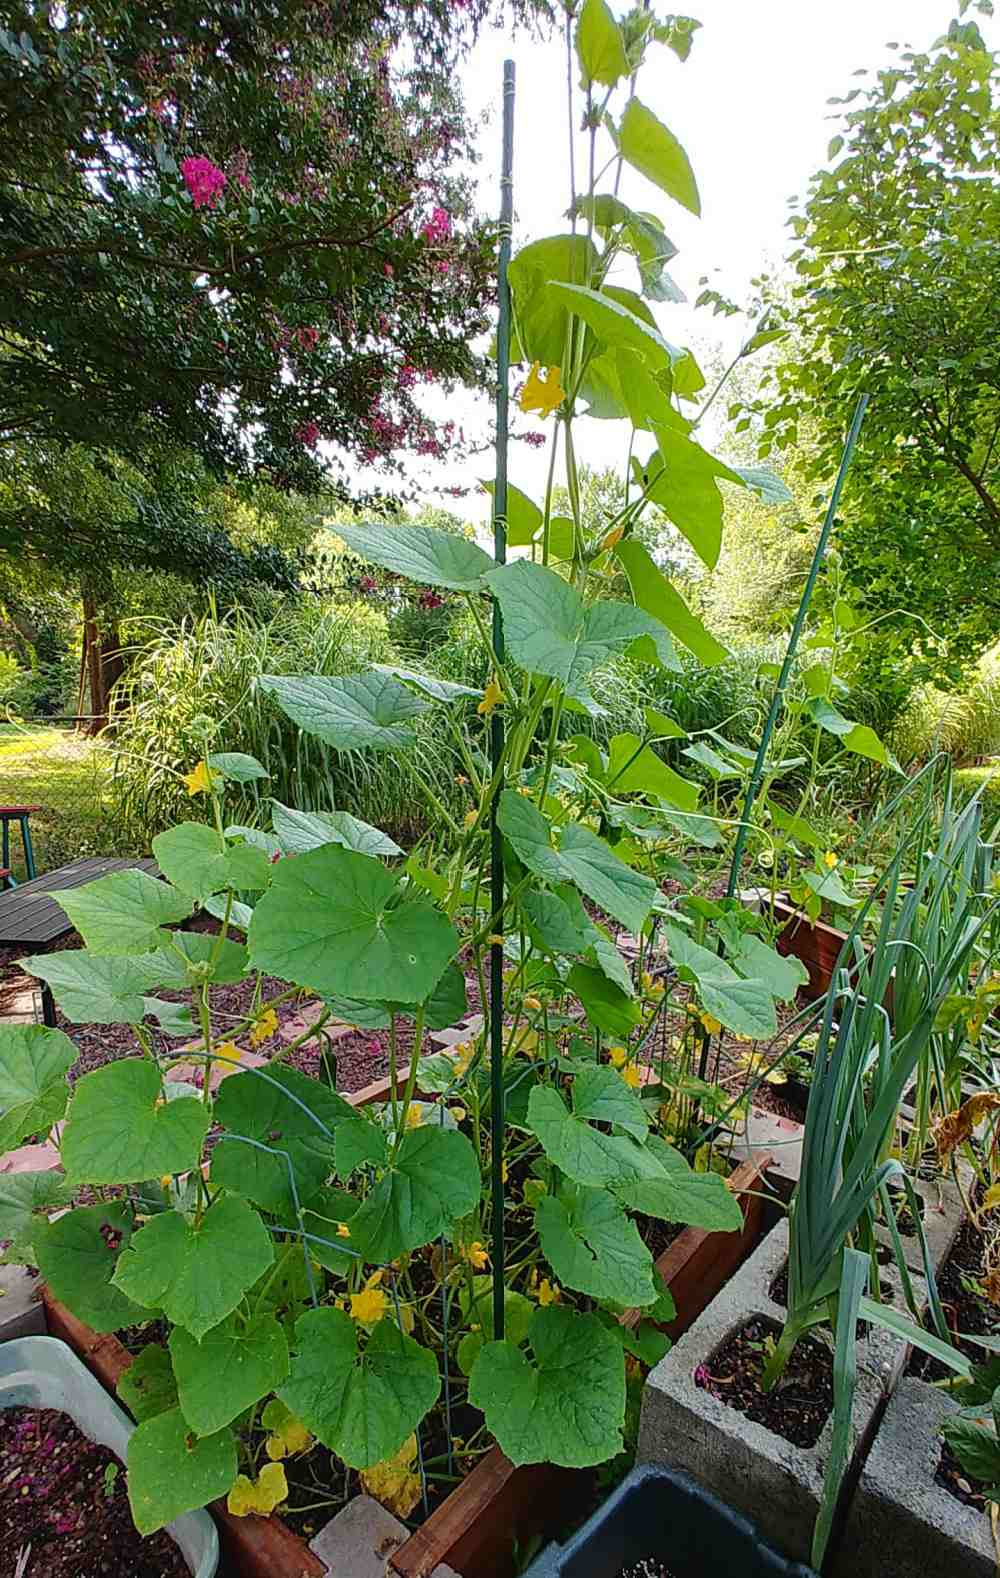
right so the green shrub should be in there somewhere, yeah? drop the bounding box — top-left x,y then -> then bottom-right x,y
106,598 -> 466,846
953,764 -> 1000,832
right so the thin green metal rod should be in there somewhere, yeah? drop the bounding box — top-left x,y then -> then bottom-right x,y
724,393 -> 869,901
489,58 -> 516,1343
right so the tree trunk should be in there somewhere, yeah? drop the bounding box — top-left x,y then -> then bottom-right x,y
79,580 -> 123,735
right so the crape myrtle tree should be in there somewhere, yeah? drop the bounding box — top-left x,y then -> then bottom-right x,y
0,0 -> 542,715
744,10 -> 1000,697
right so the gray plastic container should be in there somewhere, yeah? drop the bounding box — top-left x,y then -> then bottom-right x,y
0,1334 -> 218,1578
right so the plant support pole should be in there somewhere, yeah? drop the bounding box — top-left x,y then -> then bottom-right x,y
489,58 -> 516,1343
724,393 -> 869,900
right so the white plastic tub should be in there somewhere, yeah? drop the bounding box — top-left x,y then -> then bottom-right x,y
0,1335 -> 218,1578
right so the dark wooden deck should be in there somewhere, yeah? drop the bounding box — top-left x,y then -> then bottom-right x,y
0,857 -> 158,946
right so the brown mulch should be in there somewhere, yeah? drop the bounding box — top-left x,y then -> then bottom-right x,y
0,1406 -> 190,1577
695,1316 -> 834,1448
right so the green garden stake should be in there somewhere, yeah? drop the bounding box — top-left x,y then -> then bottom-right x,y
724,393 -> 870,903
489,58 -> 516,1342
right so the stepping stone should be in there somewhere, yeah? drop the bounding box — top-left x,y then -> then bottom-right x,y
429,1013 -> 483,1050
309,1493 -> 458,1578
164,1049 -> 267,1093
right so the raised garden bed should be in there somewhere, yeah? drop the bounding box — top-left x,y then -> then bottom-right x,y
40,1146 -> 775,1578
637,1219 -> 913,1568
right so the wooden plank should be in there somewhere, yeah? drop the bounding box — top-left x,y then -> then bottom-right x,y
391,1450 -> 583,1578
628,1152 -> 773,1343
0,857 -> 157,944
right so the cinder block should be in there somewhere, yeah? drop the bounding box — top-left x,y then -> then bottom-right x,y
309,1494 -> 458,1577
834,1377 -> 993,1578
638,1220 -> 905,1568
874,1169 -> 968,1277
0,1263 -> 46,1342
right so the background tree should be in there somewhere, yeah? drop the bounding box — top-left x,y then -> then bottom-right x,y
749,12 -> 1000,694
1,0 -> 544,716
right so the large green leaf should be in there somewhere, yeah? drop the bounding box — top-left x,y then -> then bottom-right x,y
566,963 -> 640,1039
127,1408 -> 237,1536
373,664 -> 480,704
612,1139 -> 744,1231
34,1203 -> 155,1332
212,1061 -> 349,1213
732,933 -> 809,1002
457,1278 -> 535,1376
469,1306 -> 625,1467
348,1125 -> 480,1262
619,97 -> 700,216
606,732 -> 700,813
272,800 -> 402,859
170,1313 -> 289,1435
498,790 -> 656,934
508,235 -> 601,365
804,698 -> 899,769
486,560 -> 675,704
525,1081 -> 659,1188
0,1169 -> 74,1264
117,1345 -> 178,1423
279,1306 -> 440,1469
543,282 -> 675,373
19,950 -> 166,1024
152,823 -> 270,901
732,465 -> 794,504
576,0 -> 628,85
207,751 -> 268,783
261,671 -> 429,751
615,539 -> 727,665
322,961 -> 467,1033
248,843 -> 458,1002
51,868 -> 191,955
638,427 -> 744,570
61,1059 -> 208,1184
0,1025 -> 75,1149
112,1194 -> 273,1340
663,925 -> 777,1039
481,480 -> 543,548
520,888 -> 588,957
336,522 -> 493,591
536,1184 -> 656,1306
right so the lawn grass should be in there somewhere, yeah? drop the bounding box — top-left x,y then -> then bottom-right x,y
0,723 -> 131,877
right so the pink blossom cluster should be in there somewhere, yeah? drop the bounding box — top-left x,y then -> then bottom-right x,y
419,590 -> 445,610
181,155 -> 227,210
421,206 -> 452,244
295,326 -> 320,352
521,431 -> 547,448
296,421 -> 321,449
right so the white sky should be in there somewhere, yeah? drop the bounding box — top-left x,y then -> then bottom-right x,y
346,1 -> 996,522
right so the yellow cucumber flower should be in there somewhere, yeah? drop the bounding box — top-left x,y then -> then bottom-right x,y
519,362 -> 565,418
228,1463 -> 288,1516
182,760 -> 217,797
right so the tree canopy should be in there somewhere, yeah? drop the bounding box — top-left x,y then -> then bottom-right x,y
0,0 -> 528,491
749,14 -> 1000,685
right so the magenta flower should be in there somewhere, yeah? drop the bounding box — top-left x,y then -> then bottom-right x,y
693,1364 -> 711,1389
181,155 -> 227,209
421,206 -> 452,244
295,326 -> 320,352
295,421 -> 321,448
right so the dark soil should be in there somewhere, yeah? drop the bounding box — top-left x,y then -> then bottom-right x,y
0,1406 -> 190,1577
696,1316 -> 834,1448
619,1562 -> 677,1578
907,1215 -> 1000,1381
937,1438 -> 989,1512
